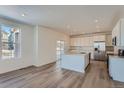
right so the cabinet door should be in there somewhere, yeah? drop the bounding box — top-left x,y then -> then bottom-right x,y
99,35 -> 105,41
83,37 -> 88,46
93,35 -> 105,42
80,37 -> 85,46
80,37 -> 89,46
70,38 -> 81,46
70,38 -> 75,46
115,21 -> 121,46
120,20 -> 124,46
80,37 -> 93,46
93,36 -> 98,41
112,27 -> 116,38
106,35 -> 112,46
88,36 -> 93,46
76,38 -> 81,46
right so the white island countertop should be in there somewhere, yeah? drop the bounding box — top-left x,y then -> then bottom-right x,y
60,52 -> 90,73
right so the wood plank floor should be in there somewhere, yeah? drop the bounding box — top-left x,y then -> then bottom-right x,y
0,60 -> 124,88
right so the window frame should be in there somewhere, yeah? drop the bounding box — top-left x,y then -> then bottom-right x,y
0,23 -> 21,60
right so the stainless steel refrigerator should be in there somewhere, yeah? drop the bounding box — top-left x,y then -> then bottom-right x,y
93,41 -> 106,61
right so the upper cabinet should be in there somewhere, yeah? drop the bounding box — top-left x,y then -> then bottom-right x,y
93,35 -> 105,42
71,36 -> 93,46
120,19 -> 124,46
112,19 -> 124,46
70,35 -> 112,47
70,35 -> 106,47
106,34 -> 112,46
83,37 -> 93,46
70,37 -> 81,46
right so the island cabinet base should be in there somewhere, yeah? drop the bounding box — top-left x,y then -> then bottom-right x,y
109,56 -> 124,82
60,53 -> 90,73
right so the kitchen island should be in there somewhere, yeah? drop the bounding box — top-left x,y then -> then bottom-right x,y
60,52 -> 90,73
109,55 -> 124,82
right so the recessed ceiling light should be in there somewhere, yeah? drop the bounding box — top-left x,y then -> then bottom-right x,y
21,13 -> 26,17
94,19 -> 98,23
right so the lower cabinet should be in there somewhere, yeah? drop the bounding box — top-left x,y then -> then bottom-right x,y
109,56 -> 124,82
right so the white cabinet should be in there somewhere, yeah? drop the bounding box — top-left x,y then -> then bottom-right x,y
80,37 -> 85,46
93,35 -> 105,42
61,53 -> 90,73
112,19 -> 124,46
71,35 -> 105,47
106,35 -> 112,46
70,38 -> 74,46
120,19 -> 124,46
81,37 -> 89,46
80,36 -> 93,46
70,38 -> 75,46
112,21 -> 120,46
71,38 -> 81,46
71,37 -> 93,46
89,37 -> 93,46
109,56 -> 124,82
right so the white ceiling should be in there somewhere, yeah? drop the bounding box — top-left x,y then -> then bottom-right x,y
0,5 -> 124,35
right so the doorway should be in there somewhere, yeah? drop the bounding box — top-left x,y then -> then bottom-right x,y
56,40 -> 65,68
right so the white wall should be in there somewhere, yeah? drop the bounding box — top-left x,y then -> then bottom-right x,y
34,26 -> 70,66
0,18 -> 34,74
0,18 -> 70,74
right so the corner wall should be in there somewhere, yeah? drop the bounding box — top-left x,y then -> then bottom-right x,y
0,18 -> 34,74
0,18 -> 70,74
34,26 -> 70,66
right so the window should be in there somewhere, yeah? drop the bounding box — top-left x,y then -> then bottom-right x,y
0,25 -> 21,59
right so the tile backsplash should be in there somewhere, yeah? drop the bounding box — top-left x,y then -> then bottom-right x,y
114,46 -> 124,54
